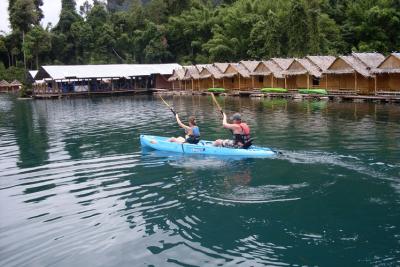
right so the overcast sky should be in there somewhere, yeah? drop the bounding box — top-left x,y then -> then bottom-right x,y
0,0 -> 93,34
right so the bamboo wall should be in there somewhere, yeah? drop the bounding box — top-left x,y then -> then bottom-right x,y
376,73 -> 400,91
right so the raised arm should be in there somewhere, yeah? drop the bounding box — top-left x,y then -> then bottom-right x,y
176,114 -> 190,130
222,113 -> 237,130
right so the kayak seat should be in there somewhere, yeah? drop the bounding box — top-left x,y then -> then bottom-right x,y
242,138 -> 254,149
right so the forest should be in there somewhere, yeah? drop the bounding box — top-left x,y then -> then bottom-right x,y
1,0 -> 399,83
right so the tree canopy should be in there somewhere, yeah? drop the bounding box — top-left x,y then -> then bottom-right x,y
1,0 -> 400,83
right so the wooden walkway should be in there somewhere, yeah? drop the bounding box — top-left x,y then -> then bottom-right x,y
33,89 -> 153,99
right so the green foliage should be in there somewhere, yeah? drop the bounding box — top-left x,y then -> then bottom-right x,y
0,63 -> 26,83
208,88 -> 225,92
261,88 -> 287,93
2,0 -> 400,72
23,26 -> 51,69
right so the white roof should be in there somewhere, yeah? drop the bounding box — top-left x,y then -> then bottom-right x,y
29,70 -> 38,79
38,64 -> 181,80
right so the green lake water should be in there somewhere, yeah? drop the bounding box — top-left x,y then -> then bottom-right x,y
0,94 -> 399,266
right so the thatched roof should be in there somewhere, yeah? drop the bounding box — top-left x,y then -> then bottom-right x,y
306,56 -> 336,71
251,60 -> 285,78
10,80 -> 22,86
213,63 -> 230,73
183,66 -> 200,80
199,65 -> 224,79
0,80 -> 10,87
284,58 -> 322,77
227,63 -> 251,78
271,58 -> 294,70
195,64 -> 208,72
324,55 -> 371,77
239,60 -> 260,72
352,52 -> 385,68
372,52 -> 400,74
168,67 -> 186,81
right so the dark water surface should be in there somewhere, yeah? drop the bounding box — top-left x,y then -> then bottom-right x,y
0,95 -> 399,266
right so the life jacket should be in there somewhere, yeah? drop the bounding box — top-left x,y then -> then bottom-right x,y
232,123 -> 250,146
185,126 -> 200,144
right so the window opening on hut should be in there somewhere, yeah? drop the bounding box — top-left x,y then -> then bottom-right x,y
258,76 -> 263,83
312,77 -> 320,86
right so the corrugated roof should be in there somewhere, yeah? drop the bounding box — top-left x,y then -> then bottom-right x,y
239,61 -> 260,72
352,52 -> 385,68
271,58 -> 294,70
37,64 -> 181,80
306,56 -> 336,71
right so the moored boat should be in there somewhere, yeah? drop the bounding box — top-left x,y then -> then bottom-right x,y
140,135 -> 276,157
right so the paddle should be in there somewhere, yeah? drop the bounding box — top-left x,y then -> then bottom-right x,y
159,95 -> 176,116
210,93 -> 224,116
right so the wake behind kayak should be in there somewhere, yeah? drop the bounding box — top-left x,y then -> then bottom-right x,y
140,135 -> 276,158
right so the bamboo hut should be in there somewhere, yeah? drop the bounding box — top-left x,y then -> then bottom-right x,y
222,63 -> 252,90
198,65 -> 224,90
324,53 -> 384,95
283,58 -> 323,90
251,60 -> 288,89
168,67 -> 186,90
306,55 -> 336,89
10,80 -> 22,92
372,53 -> 400,93
0,80 -> 10,93
182,66 -> 201,91
240,61 -> 262,89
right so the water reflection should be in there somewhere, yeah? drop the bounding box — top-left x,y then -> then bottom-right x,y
1,95 -> 400,266
13,99 -> 50,168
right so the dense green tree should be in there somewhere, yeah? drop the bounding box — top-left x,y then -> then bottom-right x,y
22,25 -> 51,69
248,10 -> 281,59
287,0 -> 309,57
2,0 -> 400,85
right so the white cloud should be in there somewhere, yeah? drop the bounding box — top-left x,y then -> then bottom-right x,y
0,0 -> 94,33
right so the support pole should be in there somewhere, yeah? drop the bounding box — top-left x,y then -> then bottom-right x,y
284,76 -> 287,89
374,76 -> 377,95
212,77 -> 215,88
251,76 -> 254,89
307,74 -> 310,89
354,72 -> 357,93
192,79 -> 194,91
325,74 -> 328,90
271,75 -> 274,88
238,75 -> 241,90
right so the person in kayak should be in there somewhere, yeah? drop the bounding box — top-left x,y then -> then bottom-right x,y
213,113 -> 251,148
168,114 -> 201,144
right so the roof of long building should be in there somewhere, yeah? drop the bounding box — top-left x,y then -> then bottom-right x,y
36,64 -> 181,80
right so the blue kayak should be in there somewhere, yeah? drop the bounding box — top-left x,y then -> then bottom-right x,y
140,135 -> 276,157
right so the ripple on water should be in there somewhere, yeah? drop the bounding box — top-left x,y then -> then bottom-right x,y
1,95 -> 400,267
